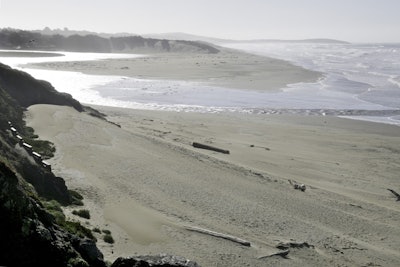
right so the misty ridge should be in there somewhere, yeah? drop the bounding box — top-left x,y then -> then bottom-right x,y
0,28 -> 220,54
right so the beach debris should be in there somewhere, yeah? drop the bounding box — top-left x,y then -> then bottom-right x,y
258,241 -> 314,259
249,144 -> 270,150
276,241 -> 314,250
387,189 -> 400,201
349,203 -> 363,209
288,179 -> 306,192
192,142 -> 230,154
184,226 -> 250,246
258,250 -> 289,259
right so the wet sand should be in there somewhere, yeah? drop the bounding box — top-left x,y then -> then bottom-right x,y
26,48 -> 321,91
26,104 -> 400,267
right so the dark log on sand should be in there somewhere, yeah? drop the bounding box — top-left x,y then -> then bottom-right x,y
258,250 -> 289,259
387,189 -> 400,201
276,241 -> 314,250
192,142 -> 230,154
184,226 -> 250,246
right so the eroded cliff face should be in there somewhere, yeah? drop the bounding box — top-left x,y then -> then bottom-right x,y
0,62 -> 103,266
0,161 -> 106,267
0,64 -> 199,267
0,63 -> 79,205
0,63 -> 83,111
0,64 -> 104,266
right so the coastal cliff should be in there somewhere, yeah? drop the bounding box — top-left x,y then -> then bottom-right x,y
0,64 -> 104,266
0,63 -> 83,111
0,29 -> 219,54
0,64 -> 199,266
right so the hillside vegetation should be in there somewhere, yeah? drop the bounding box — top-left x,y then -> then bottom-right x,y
0,28 -> 219,54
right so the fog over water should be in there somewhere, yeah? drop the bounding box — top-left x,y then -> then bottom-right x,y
1,43 -> 399,125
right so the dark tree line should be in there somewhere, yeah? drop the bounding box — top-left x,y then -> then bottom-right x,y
0,29 -> 219,53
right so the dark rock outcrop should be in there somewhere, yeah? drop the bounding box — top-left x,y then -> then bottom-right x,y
0,161 -> 105,267
73,238 -> 107,267
0,63 -> 77,204
0,63 -> 83,111
111,254 -> 200,267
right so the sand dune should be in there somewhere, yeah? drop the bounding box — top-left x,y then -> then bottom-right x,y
26,104 -> 400,266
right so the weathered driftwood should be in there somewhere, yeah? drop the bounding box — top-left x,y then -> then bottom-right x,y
192,142 -> 230,154
258,241 -> 314,259
387,189 -> 400,201
258,250 -> 289,259
184,226 -> 250,246
276,241 -> 314,250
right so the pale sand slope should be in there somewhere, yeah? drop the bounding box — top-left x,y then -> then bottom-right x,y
26,104 -> 400,267
26,49 -> 320,91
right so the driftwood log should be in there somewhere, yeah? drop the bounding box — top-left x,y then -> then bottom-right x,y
258,250 -> 289,259
276,241 -> 314,250
387,189 -> 400,201
192,142 -> 230,154
184,226 -> 250,246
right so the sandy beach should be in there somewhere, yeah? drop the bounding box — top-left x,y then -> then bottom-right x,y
26,48 -> 320,91
25,103 -> 400,267
18,47 -> 399,266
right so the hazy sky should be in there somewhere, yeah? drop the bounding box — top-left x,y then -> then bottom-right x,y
0,0 -> 399,43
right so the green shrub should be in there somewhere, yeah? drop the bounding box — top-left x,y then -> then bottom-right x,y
24,138 -> 56,159
72,209 -> 90,219
102,229 -> 111,235
43,201 -> 95,240
24,126 -> 38,139
22,126 -> 56,158
92,227 -> 101,233
69,190 -> 84,206
64,221 -> 95,240
42,200 -> 65,224
103,234 -> 114,244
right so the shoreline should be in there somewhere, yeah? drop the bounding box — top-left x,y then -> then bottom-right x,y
0,50 -> 65,57
25,104 -> 400,266
17,48 -> 400,127
24,48 -> 321,92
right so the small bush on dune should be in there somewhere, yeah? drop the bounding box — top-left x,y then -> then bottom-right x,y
103,234 -> 114,244
42,200 -> 94,240
69,189 -> 84,206
92,227 -> 101,233
72,209 -> 90,219
102,229 -> 111,235
64,221 -> 95,240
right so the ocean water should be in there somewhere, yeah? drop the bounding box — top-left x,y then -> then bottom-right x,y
223,42 -> 400,124
223,42 -> 400,109
0,45 -> 399,125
